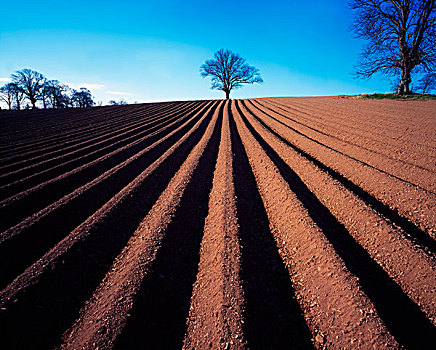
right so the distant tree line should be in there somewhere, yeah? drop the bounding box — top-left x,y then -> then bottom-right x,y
0,68 -> 95,110
108,99 -> 128,106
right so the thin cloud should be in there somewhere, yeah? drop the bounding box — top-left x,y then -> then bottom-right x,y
81,83 -> 104,90
65,82 -> 104,90
106,91 -> 134,96
0,77 -> 11,82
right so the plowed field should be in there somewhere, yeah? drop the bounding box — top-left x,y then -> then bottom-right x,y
1,97 -> 435,349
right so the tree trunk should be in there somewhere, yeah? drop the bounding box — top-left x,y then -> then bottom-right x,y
397,66 -> 412,95
30,97 -> 37,109
14,92 -> 21,110
225,90 -> 230,100
422,82 -> 428,95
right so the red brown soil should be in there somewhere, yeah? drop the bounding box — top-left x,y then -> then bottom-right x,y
0,97 -> 435,349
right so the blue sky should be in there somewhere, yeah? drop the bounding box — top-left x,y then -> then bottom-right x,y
0,0 -> 393,105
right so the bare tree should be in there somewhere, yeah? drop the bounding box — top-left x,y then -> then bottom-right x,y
71,88 -> 95,108
43,80 -> 59,108
200,49 -> 263,99
417,71 -> 436,93
43,80 -> 71,108
56,83 -> 73,108
0,84 -> 14,109
11,69 -> 46,108
0,83 -> 25,110
350,0 -> 436,95
40,78 -> 50,108
11,83 -> 25,110
60,87 -> 76,108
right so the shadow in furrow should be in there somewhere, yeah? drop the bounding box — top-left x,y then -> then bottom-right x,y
0,103 -> 211,289
243,100 -> 436,257
0,103 -> 218,350
236,101 -> 436,349
0,102 -> 207,233
229,106 -> 313,349
113,104 -> 224,350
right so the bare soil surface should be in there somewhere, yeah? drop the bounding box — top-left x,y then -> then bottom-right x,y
1,97 -> 435,349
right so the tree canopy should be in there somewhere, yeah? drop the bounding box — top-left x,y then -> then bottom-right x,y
200,49 -> 263,99
72,88 -> 95,108
11,69 -> 45,108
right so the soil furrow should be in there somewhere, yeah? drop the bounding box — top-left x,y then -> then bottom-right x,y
241,100 -> 436,238
60,101 -> 223,350
246,100 -> 436,255
0,104 -> 165,174
229,105 -> 314,349
0,101 -> 208,232
0,104 -> 157,156
112,103 -> 223,350
232,101 -> 399,348
183,101 -> 245,349
0,104 -> 169,166
257,99 -> 436,172
0,102 -> 214,288
239,100 -> 436,327
249,100 -> 436,193
0,103 -> 172,153
243,99 -> 436,251
270,97 -> 436,147
265,98 -> 436,155
295,97 -> 436,132
0,102 -> 198,198
0,101 -> 189,175
0,101 -> 219,350
0,97 -> 434,349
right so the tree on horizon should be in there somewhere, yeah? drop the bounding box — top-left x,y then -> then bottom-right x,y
200,49 -> 263,99
109,99 -> 128,105
350,0 -> 436,95
0,83 -> 15,110
11,69 -> 46,108
71,88 -> 95,108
